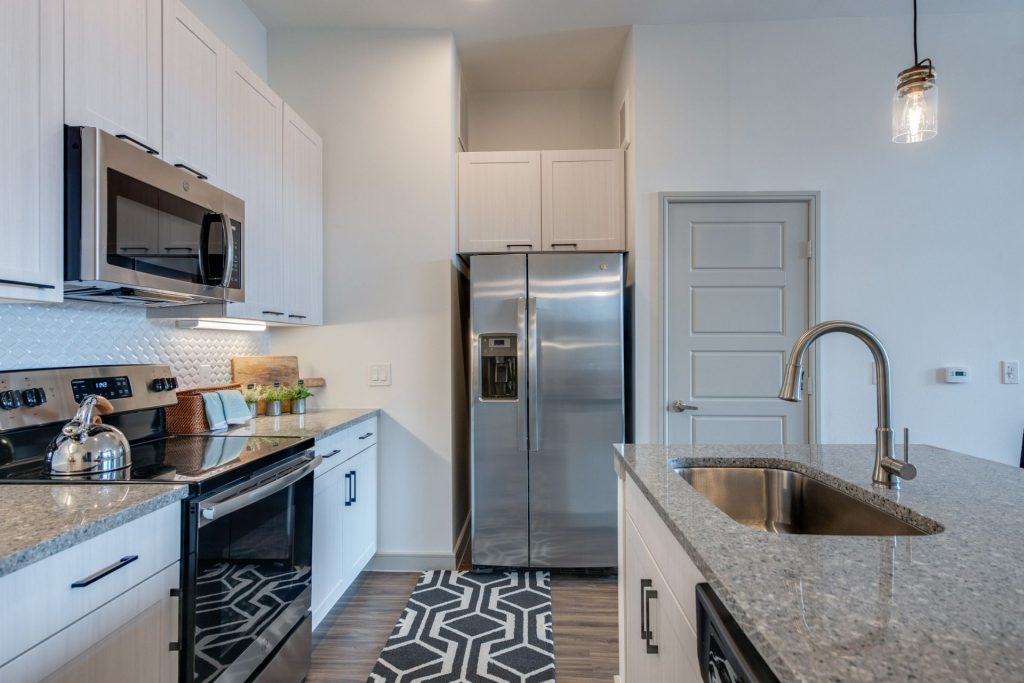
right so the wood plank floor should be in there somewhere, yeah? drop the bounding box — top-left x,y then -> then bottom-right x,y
307,571 -> 618,682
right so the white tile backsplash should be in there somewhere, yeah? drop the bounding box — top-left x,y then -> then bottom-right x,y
0,302 -> 269,387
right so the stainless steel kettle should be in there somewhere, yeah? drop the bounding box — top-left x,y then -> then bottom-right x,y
45,395 -> 131,476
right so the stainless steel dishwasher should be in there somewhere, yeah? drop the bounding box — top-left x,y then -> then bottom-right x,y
695,584 -> 779,683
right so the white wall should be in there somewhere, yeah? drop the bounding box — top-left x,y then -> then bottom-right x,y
182,0 -> 268,79
468,89 -> 616,151
631,12 -> 1024,465
267,29 -> 459,567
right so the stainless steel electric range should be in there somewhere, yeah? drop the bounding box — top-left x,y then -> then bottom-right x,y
0,364 -> 318,683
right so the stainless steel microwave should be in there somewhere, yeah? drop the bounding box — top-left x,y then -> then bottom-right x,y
64,127 -> 244,306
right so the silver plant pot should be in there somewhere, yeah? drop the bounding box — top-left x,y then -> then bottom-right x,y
266,400 -> 282,417
247,402 -> 258,418
291,398 -> 306,414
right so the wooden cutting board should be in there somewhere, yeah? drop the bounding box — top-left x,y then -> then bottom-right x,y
231,356 -> 326,388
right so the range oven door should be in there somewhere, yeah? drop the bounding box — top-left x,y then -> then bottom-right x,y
184,453 -> 320,683
66,126 -> 244,304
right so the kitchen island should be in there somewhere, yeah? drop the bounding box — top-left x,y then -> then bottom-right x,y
615,443 -> 1024,682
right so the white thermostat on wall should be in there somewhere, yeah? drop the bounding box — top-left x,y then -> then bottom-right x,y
944,367 -> 970,384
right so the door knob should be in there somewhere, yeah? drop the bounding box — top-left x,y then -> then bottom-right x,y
669,400 -> 699,412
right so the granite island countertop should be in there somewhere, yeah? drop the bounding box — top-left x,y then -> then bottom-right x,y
0,484 -> 188,579
615,443 -> 1024,682
212,408 -> 380,441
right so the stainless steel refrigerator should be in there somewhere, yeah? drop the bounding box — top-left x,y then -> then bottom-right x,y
470,253 -> 624,568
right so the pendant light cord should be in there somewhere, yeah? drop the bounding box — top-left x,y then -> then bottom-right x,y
913,0 -> 919,65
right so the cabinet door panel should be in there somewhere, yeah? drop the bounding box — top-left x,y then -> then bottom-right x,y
282,104 -> 324,325
458,151 -> 542,253
541,149 -> 624,251
341,444 -> 378,588
220,52 -> 283,321
163,0 -> 223,183
1,563 -> 179,683
65,0 -> 162,152
0,0 -> 63,302
312,459 -> 347,628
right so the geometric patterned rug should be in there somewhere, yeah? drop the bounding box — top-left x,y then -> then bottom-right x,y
368,570 -> 555,683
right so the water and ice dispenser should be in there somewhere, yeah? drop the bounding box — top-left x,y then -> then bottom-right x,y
479,334 -> 518,399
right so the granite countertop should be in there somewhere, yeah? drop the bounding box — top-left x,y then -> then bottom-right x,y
214,408 -> 380,440
615,443 -> 1024,682
0,484 -> 188,579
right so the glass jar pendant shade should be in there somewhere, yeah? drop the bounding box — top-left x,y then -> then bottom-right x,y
892,62 -> 937,143
892,0 -> 937,143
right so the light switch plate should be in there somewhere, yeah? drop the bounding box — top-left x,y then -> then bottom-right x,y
368,362 -> 391,387
1002,360 -> 1020,384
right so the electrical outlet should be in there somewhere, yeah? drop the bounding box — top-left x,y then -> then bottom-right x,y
1002,360 -> 1020,385
198,364 -> 213,384
368,363 -> 392,387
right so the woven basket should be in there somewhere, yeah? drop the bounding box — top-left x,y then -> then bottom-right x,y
164,383 -> 241,434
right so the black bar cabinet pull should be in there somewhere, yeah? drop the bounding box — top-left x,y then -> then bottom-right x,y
344,472 -> 352,506
71,555 -> 139,588
322,449 -> 342,459
351,470 -> 357,503
640,578 -> 652,639
262,310 -> 285,315
506,243 -> 532,250
288,314 -> 307,319
0,278 -> 56,290
551,242 -> 578,248
174,163 -> 209,180
115,134 -> 159,155
644,583 -> 659,654
358,432 -> 373,440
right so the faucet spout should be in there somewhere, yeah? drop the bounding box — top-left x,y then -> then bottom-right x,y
779,321 -> 912,488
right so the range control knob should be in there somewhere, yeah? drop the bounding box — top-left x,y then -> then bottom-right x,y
0,390 -> 23,410
35,388 -> 47,405
152,379 -> 166,392
167,377 -> 179,390
21,389 -> 39,407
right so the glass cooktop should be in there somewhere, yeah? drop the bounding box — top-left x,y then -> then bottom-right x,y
0,434 -> 312,493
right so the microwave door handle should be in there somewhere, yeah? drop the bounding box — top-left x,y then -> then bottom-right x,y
198,213 -> 213,286
220,213 -> 233,289
198,455 -> 322,527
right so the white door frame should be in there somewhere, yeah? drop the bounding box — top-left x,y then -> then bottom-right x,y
657,191 -> 822,445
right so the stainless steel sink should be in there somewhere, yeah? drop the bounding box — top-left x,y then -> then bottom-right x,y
675,466 -> 939,536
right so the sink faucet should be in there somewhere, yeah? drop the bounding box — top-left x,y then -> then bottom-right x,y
779,320 -> 917,488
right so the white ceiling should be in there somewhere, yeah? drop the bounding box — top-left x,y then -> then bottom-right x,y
243,0 -> 1017,44
244,0 -> 1018,93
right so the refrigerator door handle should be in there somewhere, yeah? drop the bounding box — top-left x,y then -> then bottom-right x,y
516,297 -> 529,453
527,296 -> 540,452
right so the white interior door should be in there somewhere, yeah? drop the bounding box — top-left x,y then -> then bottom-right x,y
665,200 -> 813,445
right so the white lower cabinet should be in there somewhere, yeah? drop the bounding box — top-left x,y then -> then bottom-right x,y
0,502 -> 181,683
312,417 -> 379,628
621,472 -> 705,682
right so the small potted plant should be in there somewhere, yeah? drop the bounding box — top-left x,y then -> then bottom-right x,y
262,385 -> 287,416
242,384 -> 261,418
287,383 -> 313,414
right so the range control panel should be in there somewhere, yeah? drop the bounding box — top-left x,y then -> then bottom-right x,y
0,364 -> 180,433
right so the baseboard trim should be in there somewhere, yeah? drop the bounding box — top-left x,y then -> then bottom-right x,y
453,513 -> 471,569
368,550 -> 457,572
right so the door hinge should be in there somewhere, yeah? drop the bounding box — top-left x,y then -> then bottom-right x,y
802,240 -> 814,259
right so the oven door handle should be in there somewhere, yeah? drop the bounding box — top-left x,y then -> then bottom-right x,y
198,455 -> 321,527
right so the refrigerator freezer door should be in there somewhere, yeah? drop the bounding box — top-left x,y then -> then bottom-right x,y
527,253 -> 624,568
470,254 -> 530,567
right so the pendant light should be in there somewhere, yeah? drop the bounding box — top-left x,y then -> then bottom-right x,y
892,0 -> 937,143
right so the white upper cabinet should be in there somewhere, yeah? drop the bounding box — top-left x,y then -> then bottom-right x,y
220,51 -> 284,322
541,149 -> 625,251
458,151 -> 542,253
0,0 -> 63,303
65,0 -> 162,154
458,149 -> 625,254
162,0 -> 223,183
282,104 -> 324,325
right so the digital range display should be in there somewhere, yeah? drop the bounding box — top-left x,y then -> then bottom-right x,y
71,376 -> 132,402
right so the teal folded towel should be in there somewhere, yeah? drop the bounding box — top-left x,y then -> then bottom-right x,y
217,389 -> 252,425
203,392 -> 228,431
